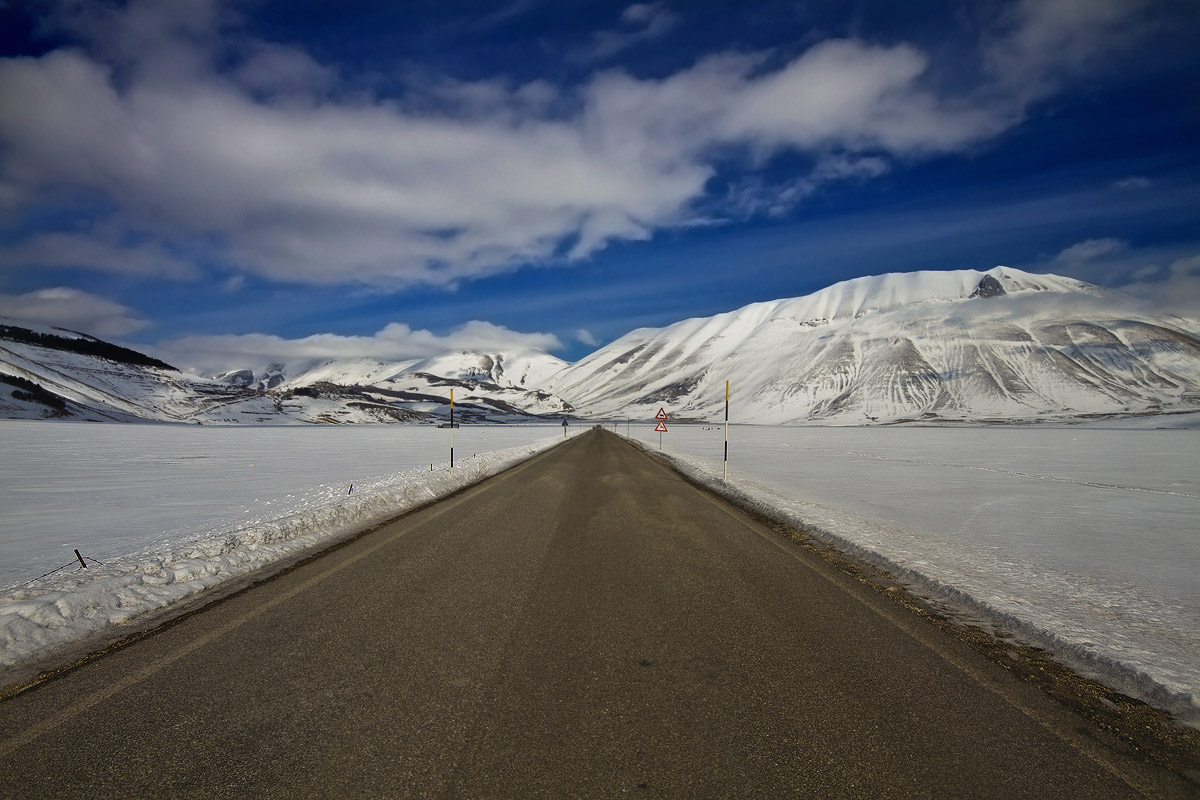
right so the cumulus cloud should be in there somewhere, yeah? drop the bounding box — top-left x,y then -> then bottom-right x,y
0,0 -> 1159,290
0,287 -> 150,338
156,320 -> 563,376
234,42 -> 335,99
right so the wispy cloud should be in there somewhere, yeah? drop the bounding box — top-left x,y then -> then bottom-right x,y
575,328 -> 599,347
983,0 -> 1155,101
1116,253 -> 1200,317
1112,176 -> 1152,190
573,2 -> 679,63
0,228 -> 198,278
1055,237 -> 1127,264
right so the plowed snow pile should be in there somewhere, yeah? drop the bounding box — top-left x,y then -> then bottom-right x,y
0,422 -> 572,681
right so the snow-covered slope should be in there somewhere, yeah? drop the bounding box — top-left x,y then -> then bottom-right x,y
215,358 -> 419,392
214,349 -> 573,420
0,333 -> 289,424
402,349 -> 567,389
222,349 -> 566,393
1,323 -> 571,424
0,325 -> 432,424
548,267 -> 1200,424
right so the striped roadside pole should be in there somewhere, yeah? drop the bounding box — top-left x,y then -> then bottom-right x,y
724,380 -> 729,482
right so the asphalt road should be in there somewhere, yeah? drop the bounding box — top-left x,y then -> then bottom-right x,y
0,428 -> 1193,798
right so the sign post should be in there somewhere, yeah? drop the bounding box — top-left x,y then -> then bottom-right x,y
655,407 -> 668,450
450,388 -> 454,475
724,380 -> 729,482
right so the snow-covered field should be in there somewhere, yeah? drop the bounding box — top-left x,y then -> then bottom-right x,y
628,419 -> 1200,727
0,421 -> 574,679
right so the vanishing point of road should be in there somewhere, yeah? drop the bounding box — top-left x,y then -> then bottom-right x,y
0,429 -> 1194,798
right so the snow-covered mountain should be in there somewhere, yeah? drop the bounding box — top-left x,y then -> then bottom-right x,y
215,358 -> 417,392
220,349 -> 566,393
5,267 -> 1199,425
546,267 -> 1200,424
212,349 -> 573,420
1,321 -> 571,424
403,349 -> 568,389
0,320 -> 286,423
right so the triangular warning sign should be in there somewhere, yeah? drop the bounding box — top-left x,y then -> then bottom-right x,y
655,407 -> 668,420
655,420 -> 668,432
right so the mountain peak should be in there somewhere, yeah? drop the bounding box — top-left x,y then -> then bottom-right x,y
547,266 -> 1199,424
778,266 -> 1095,324
969,274 -> 1006,299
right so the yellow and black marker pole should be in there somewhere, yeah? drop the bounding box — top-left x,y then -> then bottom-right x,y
723,380 -> 729,482
450,388 -> 454,476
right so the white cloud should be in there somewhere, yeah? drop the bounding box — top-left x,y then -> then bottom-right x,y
235,42 -> 335,99
0,287 -> 149,338
1157,255 -> 1200,315
1055,237 -> 1127,264
576,3 -> 679,62
0,0 -> 1161,290
220,274 -> 246,292
1113,176 -> 1152,190
726,154 -> 891,218
1118,254 -> 1200,318
575,328 -> 599,347
984,0 -> 1154,100
1129,263 -> 1159,282
155,320 -> 563,375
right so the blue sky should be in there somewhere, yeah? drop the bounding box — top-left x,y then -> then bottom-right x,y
0,0 -> 1198,372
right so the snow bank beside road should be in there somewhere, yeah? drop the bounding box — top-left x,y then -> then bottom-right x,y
631,426 -> 1200,729
0,425 -> 570,682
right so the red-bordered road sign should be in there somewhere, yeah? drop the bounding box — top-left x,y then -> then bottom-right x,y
655,407 -> 668,420
655,420 -> 668,432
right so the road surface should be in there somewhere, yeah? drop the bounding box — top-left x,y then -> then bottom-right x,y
0,428 -> 1193,797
